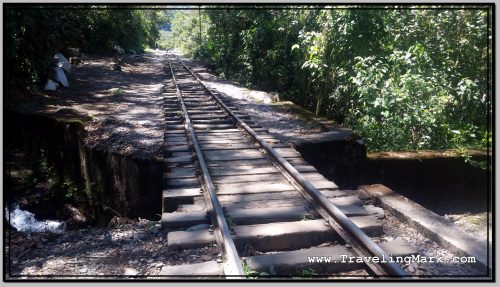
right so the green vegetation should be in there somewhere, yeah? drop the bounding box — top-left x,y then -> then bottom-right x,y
242,261 -> 257,278
242,261 -> 277,278
157,30 -> 175,50
5,5 -> 169,87
169,9 -> 209,59
168,6 -> 492,152
297,268 -> 318,277
37,149 -> 79,201
225,215 -> 235,226
110,88 -> 125,96
6,5 -> 491,153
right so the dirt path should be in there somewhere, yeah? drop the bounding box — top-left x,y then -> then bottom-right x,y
13,51 -> 334,158
14,51 -> 167,160
5,220 -> 209,278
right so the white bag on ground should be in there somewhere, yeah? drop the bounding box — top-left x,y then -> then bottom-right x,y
59,61 -> 71,74
53,67 -> 69,87
55,53 -> 71,73
44,79 -> 58,91
55,52 -> 68,62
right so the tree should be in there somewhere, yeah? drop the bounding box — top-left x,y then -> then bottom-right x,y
5,5 -> 168,87
139,6 -> 493,152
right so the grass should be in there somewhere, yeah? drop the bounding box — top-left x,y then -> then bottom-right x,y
225,215 -> 235,226
110,88 -> 125,96
463,213 -> 488,226
242,261 -> 277,278
242,261 -> 259,278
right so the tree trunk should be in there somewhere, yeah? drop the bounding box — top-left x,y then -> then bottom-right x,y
315,95 -> 322,116
224,61 -> 229,78
199,8 -> 202,47
305,78 -> 311,107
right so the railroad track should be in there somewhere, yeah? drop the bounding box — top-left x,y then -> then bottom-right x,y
159,54 -> 413,279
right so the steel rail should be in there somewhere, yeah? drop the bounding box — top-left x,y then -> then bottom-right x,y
173,54 -> 409,278
166,55 -> 245,278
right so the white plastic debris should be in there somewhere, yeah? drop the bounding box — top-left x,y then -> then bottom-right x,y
59,61 -> 71,74
55,52 -> 68,62
44,79 -> 58,91
5,204 -> 66,233
55,53 -> 71,73
53,67 -> 69,87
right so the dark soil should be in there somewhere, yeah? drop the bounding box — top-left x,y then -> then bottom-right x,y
5,219 -> 219,278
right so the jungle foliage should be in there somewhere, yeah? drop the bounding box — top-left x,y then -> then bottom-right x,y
5,6 -> 169,86
169,6 -> 492,152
